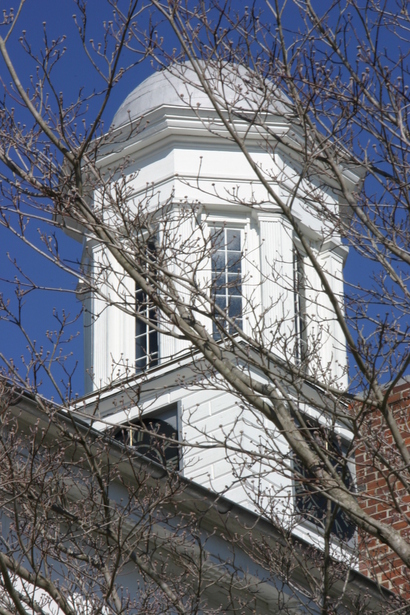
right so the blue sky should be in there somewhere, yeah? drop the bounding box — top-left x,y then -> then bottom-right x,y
0,0 -> 156,399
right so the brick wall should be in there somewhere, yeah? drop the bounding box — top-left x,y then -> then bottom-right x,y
356,378 -> 410,598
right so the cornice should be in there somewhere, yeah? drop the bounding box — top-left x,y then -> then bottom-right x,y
96,104 -> 290,170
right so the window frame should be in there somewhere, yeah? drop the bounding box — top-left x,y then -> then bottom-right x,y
210,225 -> 243,340
135,240 -> 159,373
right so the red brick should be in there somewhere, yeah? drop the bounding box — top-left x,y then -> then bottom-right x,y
354,380 -> 410,601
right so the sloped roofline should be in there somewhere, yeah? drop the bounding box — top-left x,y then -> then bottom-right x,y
2,376 -> 392,612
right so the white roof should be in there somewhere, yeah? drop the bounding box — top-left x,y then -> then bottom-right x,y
111,62 -> 293,129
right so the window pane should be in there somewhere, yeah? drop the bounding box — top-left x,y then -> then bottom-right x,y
212,252 -> 226,272
227,252 -> 241,273
228,297 -> 242,319
226,229 -> 240,251
135,335 -> 147,372
227,273 -> 241,295
212,272 -> 226,293
136,316 -> 146,339
211,228 -> 224,250
215,295 -> 227,312
149,328 -> 158,360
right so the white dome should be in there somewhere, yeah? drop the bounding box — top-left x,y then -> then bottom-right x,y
111,62 -> 291,129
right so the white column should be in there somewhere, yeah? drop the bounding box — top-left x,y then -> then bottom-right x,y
258,213 -> 295,359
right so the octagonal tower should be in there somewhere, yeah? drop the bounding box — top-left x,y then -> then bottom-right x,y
75,63 -> 355,394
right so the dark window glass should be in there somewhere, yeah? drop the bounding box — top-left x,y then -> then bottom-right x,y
136,241 -> 158,372
294,420 -> 355,541
211,228 -> 242,340
114,405 -> 179,471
